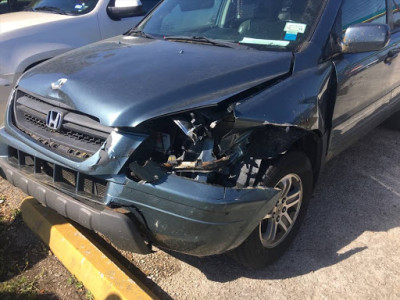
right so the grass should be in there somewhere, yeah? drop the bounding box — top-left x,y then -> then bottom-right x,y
0,263 -> 43,299
67,275 -> 83,289
0,202 -> 26,280
0,197 -> 20,235
11,208 -> 21,220
0,194 -> 93,299
0,196 -> 7,234
0,194 -> 42,299
0,275 -> 39,299
0,197 -> 10,279
85,290 -> 94,300
0,267 -> 46,299
68,275 -> 94,299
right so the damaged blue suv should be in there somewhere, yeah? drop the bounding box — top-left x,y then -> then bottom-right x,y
1,0 -> 399,268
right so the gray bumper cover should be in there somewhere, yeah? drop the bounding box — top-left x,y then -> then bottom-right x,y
0,158 -> 151,254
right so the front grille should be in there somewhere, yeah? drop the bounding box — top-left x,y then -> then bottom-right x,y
8,147 -> 108,201
12,91 -> 112,161
24,113 -> 104,147
61,168 -> 76,187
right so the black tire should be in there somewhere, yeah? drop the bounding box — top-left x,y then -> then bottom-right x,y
231,151 -> 313,269
383,112 -> 400,130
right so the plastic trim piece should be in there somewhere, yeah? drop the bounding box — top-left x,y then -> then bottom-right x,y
0,158 -> 150,254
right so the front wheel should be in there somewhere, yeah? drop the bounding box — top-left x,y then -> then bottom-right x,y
231,151 -> 313,269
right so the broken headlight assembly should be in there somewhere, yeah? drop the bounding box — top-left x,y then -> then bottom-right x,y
126,108 -> 255,187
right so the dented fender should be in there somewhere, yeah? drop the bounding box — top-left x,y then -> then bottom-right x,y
234,62 -> 334,134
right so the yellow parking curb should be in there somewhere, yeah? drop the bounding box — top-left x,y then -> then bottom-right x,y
21,197 -> 157,300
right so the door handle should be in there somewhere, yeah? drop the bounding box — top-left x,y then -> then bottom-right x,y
385,48 -> 400,64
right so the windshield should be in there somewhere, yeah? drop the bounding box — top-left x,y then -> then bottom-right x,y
136,0 -> 324,50
27,0 -> 98,15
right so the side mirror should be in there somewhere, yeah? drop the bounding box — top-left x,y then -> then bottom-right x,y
107,0 -> 143,21
342,23 -> 390,54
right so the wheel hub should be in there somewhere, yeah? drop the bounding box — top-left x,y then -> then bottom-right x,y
259,173 -> 303,248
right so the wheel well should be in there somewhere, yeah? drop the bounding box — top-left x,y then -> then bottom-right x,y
246,126 -> 323,186
292,131 -> 323,186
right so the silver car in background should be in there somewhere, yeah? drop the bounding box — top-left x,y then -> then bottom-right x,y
0,0 -> 159,125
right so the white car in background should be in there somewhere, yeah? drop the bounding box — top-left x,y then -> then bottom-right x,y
0,0 -> 159,125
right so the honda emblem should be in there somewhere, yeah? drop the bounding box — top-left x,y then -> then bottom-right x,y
46,111 -> 63,130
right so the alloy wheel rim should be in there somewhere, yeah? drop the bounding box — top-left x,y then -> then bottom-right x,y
259,173 -> 303,248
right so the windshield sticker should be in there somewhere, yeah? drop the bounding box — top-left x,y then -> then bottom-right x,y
284,33 -> 297,41
240,38 -> 290,47
284,23 -> 307,34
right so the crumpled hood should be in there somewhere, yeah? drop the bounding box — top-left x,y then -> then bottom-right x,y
19,36 -> 293,127
0,11 -> 72,35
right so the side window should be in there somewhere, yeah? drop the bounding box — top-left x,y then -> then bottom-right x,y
141,0 -> 159,14
0,0 -> 10,14
392,0 -> 400,29
13,0 -> 33,11
342,0 -> 387,30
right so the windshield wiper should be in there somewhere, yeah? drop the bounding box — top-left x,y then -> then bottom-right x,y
164,36 -> 236,48
33,6 -> 68,15
127,30 -> 155,39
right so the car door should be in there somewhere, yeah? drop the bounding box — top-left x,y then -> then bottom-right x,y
97,0 -> 160,39
328,0 -> 394,158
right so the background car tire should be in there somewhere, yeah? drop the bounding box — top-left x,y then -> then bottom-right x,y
231,151 -> 313,269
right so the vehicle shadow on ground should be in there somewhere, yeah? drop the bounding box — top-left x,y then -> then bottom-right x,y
166,126 -> 400,282
0,192 -> 171,299
0,215 -> 48,282
12,201 -> 173,300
